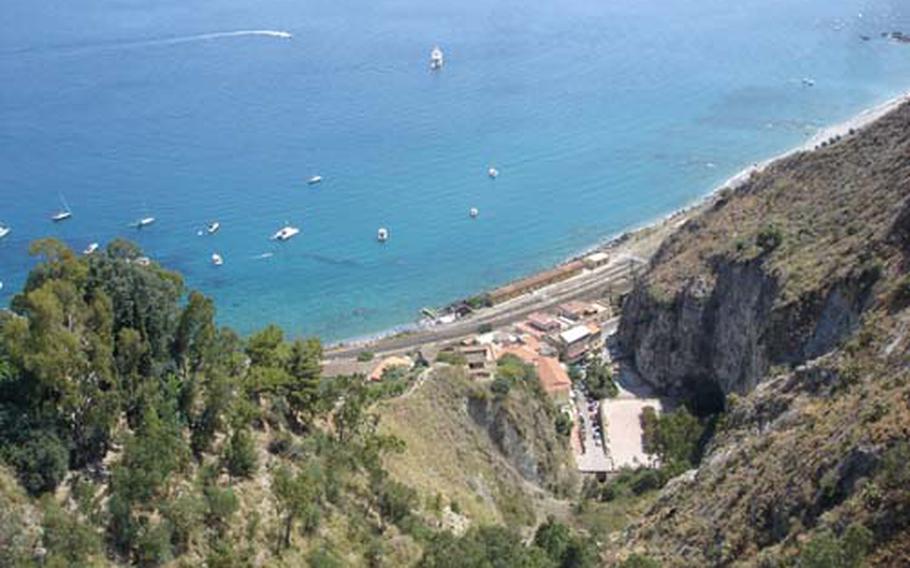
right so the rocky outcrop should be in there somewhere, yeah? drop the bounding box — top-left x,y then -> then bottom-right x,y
617,101 -> 910,402
466,389 -> 575,493
619,256 -> 876,402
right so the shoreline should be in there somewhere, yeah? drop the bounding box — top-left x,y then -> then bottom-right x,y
326,89 -> 910,353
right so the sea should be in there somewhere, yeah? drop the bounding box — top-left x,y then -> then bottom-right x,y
1,0 -> 909,342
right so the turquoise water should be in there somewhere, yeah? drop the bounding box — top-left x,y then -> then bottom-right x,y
1,0 -> 909,341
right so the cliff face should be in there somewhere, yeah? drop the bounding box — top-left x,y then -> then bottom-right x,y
620,253 -> 878,401
618,101 -> 910,401
610,102 -> 910,565
377,367 -> 578,528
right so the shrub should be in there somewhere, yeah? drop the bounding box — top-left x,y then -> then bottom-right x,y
891,274 -> 910,309
465,295 -> 493,310
477,323 -> 493,334
9,430 -> 69,496
756,224 -> 783,253
619,554 -> 661,568
585,358 -> 618,399
223,428 -> 258,479
490,377 -> 512,397
797,523 -> 872,568
555,412 -> 573,437
357,351 -> 375,362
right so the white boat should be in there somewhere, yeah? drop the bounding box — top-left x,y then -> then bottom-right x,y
307,176 -> 323,185
207,221 -> 220,234
430,46 -> 444,70
51,194 -> 73,222
469,207 -> 479,218
488,167 -> 499,179
83,242 -> 99,255
212,253 -> 224,266
135,217 -> 156,229
134,256 -> 151,267
272,225 -> 301,241
0,225 -> 10,239
802,78 -> 816,87
377,227 -> 389,242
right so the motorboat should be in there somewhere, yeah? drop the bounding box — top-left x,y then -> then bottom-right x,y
307,176 -> 323,185
430,46 -> 444,70
377,227 -> 389,242
469,207 -> 479,218
802,77 -> 816,87
272,225 -> 301,241
212,253 -> 224,266
207,221 -> 221,234
135,217 -> 156,229
488,167 -> 499,179
0,225 -> 10,239
51,194 -> 73,222
83,242 -> 99,255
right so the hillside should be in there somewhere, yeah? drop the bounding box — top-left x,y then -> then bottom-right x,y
0,240 -> 590,567
377,365 -> 578,529
613,101 -> 910,565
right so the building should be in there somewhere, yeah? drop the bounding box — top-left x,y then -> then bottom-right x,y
460,342 -> 494,379
527,312 -> 561,333
535,356 -> 572,403
551,323 -> 604,363
557,301 -> 597,321
583,252 -> 609,269
488,261 -> 585,304
440,339 -> 495,379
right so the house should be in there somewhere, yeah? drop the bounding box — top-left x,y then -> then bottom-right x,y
551,323 -> 603,363
439,339 -> 495,379
535,357 -> 572,403
527,312 -> 561,333
557,301 -> 597,321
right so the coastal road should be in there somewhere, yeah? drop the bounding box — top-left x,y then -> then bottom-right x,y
325,257 -> 643,359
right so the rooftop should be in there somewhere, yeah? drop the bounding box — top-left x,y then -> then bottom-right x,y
559,325 -> 592,345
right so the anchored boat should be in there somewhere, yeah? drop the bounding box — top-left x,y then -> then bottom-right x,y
272,225 -> 300,241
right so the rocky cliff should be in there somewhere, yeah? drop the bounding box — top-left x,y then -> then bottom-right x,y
611,102 -> 910,565
619,101 -> 910,403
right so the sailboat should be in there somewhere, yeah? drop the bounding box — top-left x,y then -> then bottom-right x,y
51,195 -> 72,222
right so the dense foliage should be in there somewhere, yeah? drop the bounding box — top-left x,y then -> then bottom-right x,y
0,240 -> 594,566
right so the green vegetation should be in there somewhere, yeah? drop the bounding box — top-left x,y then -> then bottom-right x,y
639,407 -> 703,475
356,350 -> 375,362
465,294 -> 493,310
419,518 -> 596,568
0,239 -> 590,566
797,524 -> 872,568
435,350 -> 467,366
554,412 -> 573,437
583,358 -> 617,399
755,223 -> 783,254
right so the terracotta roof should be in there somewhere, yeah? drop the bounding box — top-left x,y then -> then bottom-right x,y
536,357 -> 572,395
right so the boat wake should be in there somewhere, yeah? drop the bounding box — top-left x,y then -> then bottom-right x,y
144,30 -> 293,47
4,30 -> 292,57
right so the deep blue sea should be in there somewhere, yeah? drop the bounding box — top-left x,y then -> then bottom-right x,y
1,0 -> 909,342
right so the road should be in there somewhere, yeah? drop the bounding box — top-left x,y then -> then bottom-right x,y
325,257 -> 643,359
